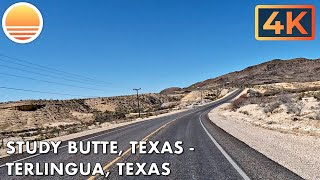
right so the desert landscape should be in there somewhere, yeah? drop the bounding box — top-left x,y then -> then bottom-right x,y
183,58 -> 320,137
208,85 -> 320,179
227,85 -> 320,137
0,87 -> 227,149
1,58 -> 320,159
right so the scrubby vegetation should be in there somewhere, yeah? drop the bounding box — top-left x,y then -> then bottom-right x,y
94,111 -> 126,124
226,87 -> 320,137
231,94 -> 248,110
0,93 -> 186,146
232,88 -> 320,118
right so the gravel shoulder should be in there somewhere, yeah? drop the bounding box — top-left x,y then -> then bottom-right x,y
209,103 -> 320,180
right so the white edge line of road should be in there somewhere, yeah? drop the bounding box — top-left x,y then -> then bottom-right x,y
199,112 -> 251,180
0,110 -> 197,169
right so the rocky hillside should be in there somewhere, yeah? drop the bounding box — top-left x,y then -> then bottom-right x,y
0,93 -> 181,133
187,58 -> 320,90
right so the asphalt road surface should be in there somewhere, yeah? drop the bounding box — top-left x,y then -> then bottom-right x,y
0,89 -> 303,180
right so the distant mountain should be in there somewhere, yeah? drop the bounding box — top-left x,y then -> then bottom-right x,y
186,58 -> 320,90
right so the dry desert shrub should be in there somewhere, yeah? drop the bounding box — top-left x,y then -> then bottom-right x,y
231,94 -> 248,110
67,127 -> 79,134
309,105 -> 320,120
231,91 -> 303,115
285,101 -> 303,115
263,101 -> 281,113
315,111 -> 320,120
232,93 -> 276,110
277,93 -> 293,103
313,91 -> 320,101
94,111 -> 126,123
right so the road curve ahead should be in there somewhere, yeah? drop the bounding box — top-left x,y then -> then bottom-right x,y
0,89 -> 302,180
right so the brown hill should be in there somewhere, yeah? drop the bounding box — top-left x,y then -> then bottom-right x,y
0,93 -> 181,133
187,58 -> 320,90
160,87 -> 182,94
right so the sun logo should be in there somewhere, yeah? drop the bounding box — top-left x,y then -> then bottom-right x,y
2,2 -> 43,44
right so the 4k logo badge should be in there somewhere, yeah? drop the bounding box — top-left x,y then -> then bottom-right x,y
255,5 -> 315,40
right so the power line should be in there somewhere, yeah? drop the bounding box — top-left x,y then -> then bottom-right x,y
0,72 -> 105,91
0,64 -> 107,87
0,54 -> 134,99
0,54 -> 115,86
0,86 -> 92,98
0,57 -> 108,86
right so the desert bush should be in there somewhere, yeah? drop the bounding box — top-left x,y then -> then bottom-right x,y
247,89 -> 262,97
277,93 -> 293,103
36,129 -> 43,136
231,94 -> 272,110
309,104 -> 320,120
45,133 -> 56,139
239,110 -> 249,115
315,111 -> 320,120
263,90 -> 282,97
67,127 -> 79,134
231,94 -> 248,110
313,92 -> 320,101
263,101 -> 281,113
35,135 -> 46,141
51,127 -> 61,136
266,121 -> 276,124
296,93 -> 304,100
247,96 -> 269,105
204,96 -> 215,101
145,112 -> 153,118
82,121 -> 94,127
286,101 -> 303,115
94,111 -> 126,123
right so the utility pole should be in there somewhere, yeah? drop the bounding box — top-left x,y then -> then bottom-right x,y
133,88 -> 141,118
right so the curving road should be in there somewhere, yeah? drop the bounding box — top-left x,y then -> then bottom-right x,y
0,89 -> 302,180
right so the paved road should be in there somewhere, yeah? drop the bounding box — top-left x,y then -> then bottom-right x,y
0,89 -> 302,180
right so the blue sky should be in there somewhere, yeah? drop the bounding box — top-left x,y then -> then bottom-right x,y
0,0 -> 319,102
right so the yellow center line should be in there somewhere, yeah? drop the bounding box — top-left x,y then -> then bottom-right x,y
87,120 -> 175,180
87,91 -> 239,179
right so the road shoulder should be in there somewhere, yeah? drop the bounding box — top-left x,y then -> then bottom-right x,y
209,103 -> 320,180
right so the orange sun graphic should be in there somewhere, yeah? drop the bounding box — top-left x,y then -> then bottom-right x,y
2,2 -> 43,44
